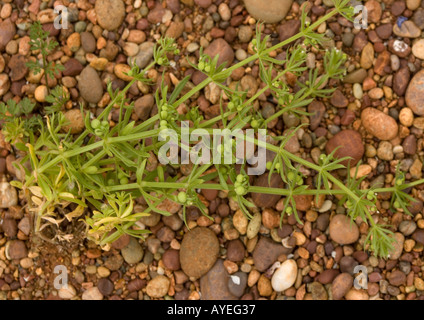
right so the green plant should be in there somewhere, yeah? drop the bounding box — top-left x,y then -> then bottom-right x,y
26,21 -> 64,92
7,0 -> 424,257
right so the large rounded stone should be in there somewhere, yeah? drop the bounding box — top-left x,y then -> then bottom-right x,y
326,130 -> 364,166
179,227 -> 219,279
204,39 -> 234,68
243,0 -> 293,23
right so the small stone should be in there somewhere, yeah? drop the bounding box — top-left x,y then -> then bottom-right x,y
146,275 -> 170,298
393,20 -> 421,38
387,270 -> 406,286
309,282 -> 328,300
345,289 -> 369,300
78,66 -> 103,104
128,42 -> 155,69
399,108 -> 414,127
412,229 -> 424,245
412,39 -> 424,60
121,237 -> 144,264
406,70 -> 424,116
67,33 -> 80,52
81,32 -> 96,53
399,221 -> 417,236
344,69 -> 368,83
316,269 -> 340,285
162,249 -> 180,270
228,272 -> 247,298
251,173 -> 284,208
329,214 -> 359,245
271,259 -> 298,292
2,218 -> 17,238
180,227 -> 219,279
258,274 -> 273,296
127,279 -> 146,292
374,51 -> 391,75
165,21 -> 184,39
200,259 -> 237,300
204,39 -> 234,68
361,108 -> 398,140
114,64 -> 133,82
331,273 -> 353,300
95,0 -> 125,31
393,68 -> 410,96
82,287 -> 103,300
252,237 -> 291,272
226,239 -> 245,262
8,54 -> 27,82
308,101 -> 325,131
233,210 -> 248,235
330,89 -> 348,108
403,135 -> 417,155
134,94 -> 154,121
365,0 -> 382,23
350,164 -> 372,178
0,181 -> 18,208
62,109 -> 85,134
98,278 -> 114,296
58,285 -> 77,299
377,141 -> 394,161
0,19 -> 16,52
7,240 -> 27,260
360,43 -> 374,69
243,0 -> 293,23
63,58 -> 83,77
325,130 -> 364,166
34,85 -> 48,102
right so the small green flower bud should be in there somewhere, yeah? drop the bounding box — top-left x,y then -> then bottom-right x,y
178,191 -> 187,203
235,186 -> 245,195
91,119 -> 100,129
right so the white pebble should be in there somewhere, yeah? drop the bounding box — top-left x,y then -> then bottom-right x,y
271,259 -> 297,292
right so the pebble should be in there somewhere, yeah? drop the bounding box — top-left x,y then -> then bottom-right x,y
329,214 -> 359,245
316,269 -> 340,285
412,229 -> 424,245
308,101 -> 326,130
81,287 -> 103,300
7,240 -> 27,260
226,239 -> 245,262
399,107 -> 414,127
412,39 -> 424,60
8,54 -> 27,82
330,89 -> 348,108
121,237 -> 144,264
309,282 -> 328,300
179,227 -> 219,278
243,0 -> 293,23
252,237 -> 291,272
78,66 -> 103,104
345,288 -> 369,300
204,39 -> 234,68
134,94 -> 154,121
406,70 -> 424,116
251,173 -> 284,208
361,108 -> 398,140
360,43 -> 374,69
330,273 -> 353,300
271,259 -> 297,292
63,58 -> 83,77
128,42 -> 155,69
162,249 -> 180,271
393,67 -> 410,96
344,69 -> 367,84
238,26 -> 252,43
325,130 -> 364,166
95,0 -> 125,31
58,285 -> 77,299
393,20 -> 421,38
0,19 -> 16,52
377,141 -> 394,161
0,181 -> 18,208
365,0 -> 382,23
34,85 -> 48,102
228,272 -> 247,298
246,212 -> 261,239
200,260 -> 237,300
218,3 -> 231,21
98,278 -> 114,296
388,233 -> 405,260
62,109 -> 85,134
399,221 -> 417,236
146,275 -> 170,298
353,83 -> 363,99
